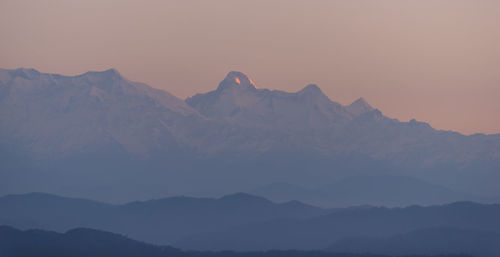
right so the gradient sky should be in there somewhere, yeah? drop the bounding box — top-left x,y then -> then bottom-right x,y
1,0 -> 499,134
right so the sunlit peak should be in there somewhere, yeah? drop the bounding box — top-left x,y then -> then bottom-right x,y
248,78 -> 257,88
217,71 -> 257,91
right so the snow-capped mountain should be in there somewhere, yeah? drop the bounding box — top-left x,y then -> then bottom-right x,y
345,97 -> 374,116
0,68 -> 199,157
187,71 -> 352,130
1,67 -> 499,203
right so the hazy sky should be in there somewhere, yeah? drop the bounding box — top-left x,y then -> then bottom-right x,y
1,0 -> 499,134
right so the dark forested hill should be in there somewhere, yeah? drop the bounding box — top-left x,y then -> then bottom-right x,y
327,227 -> 500,257
0,225 -> 472,257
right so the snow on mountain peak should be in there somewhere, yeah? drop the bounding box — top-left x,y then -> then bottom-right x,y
346,97 -> 374,116
14,68 -> 41,79
217,71 -> 256,91
302,84 -> 320,91
0,67 -> 42,81
299,84 -> 325,96
103,68 -> 121,76
84,68 -> 123,80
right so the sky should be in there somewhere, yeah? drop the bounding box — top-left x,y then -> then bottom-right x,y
1,0 -> 499,135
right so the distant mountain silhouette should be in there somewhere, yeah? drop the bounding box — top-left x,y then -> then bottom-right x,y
0,225 -> 469,257
328,227 -> 500,257
320,175 -> 474,207
1,67 -> 500,204
176,201 -> 500,251
249,182 -> 329,205
2,192 -> 500,254
250,175 -> 473,207
0,192 -> 327,245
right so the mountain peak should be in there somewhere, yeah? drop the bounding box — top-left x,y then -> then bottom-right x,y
302,84 -> 321,92
408,118 -> 433,130
298,84 -> 327,98
217,71 -> 256,91
346,97 -> 374,116
219,192 -> 271,204
11,68 -> 41,80
103,68 -> 120,75
84,68 -> 123,80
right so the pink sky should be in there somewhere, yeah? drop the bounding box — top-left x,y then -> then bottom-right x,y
1,0 -> 499,134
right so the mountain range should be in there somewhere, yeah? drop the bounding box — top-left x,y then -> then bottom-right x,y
0,192 -> 327,245
1,67 -> 499,205
1,192 -> 500,256
248,175 -> 475,207
175,200 -> 500,251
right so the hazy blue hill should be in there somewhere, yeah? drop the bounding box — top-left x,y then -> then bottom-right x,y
0,192 -> 115,230
175,201 -> 500,251
328,227 -> 500,257
0,225 -> 472,257
0,192 -> 328,245
2,193 -> 499,254
249,182 -> 329,205
320,175 -> 472,207
249,175 -> 472,207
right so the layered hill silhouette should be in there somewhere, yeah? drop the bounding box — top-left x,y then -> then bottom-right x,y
249,175 -> 474,207
2,192 -> 500,255
0,226 -> 470,257
0,192 -> 327,245
175,201 -> 500,251
1,67 -> 500,204
328,227 -> 500,257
